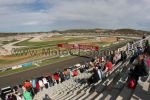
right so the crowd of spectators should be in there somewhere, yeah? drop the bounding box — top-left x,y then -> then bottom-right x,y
87,50 -> 127,85
128,39 -> 150,89
0,38 -> 149,100
0,65 -> 89,100
87,38 -> 150,89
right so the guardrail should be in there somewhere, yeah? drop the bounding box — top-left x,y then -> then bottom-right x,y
0,35 -> 149,73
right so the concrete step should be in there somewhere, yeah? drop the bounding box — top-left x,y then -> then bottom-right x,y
101,65 -> 131,100
116,85 -> 134,100
81,61 -> 129,100
130,81 -> 150,100
63,85 -> 86,100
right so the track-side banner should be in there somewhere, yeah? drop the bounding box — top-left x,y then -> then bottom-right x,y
57,43 -> 99,51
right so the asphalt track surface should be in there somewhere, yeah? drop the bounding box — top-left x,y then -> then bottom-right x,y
0,56 -> 91,88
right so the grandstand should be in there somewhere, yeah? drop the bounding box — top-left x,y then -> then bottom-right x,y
0,35 -> 149,100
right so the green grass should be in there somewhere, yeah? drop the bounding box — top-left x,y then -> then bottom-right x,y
0,56 -> 75,76
1,39 -> 18,45
14,38 -> 83,49
0,65 -> 36,76
0,39 -> 134,76
96,42 -> 112,46
0,59 -> 23,64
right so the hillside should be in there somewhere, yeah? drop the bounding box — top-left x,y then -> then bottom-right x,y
60,28 -> 150,36
114,29 -> 150,35
0,28 -> 149,37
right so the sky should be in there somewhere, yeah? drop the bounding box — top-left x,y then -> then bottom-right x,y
0,0 -> 150,32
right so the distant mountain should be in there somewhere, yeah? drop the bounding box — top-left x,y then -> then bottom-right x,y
114,28 -> 148,33
0,28 -> 149,37
58,28 -> 114,33
59,28 -> 150,35
0,32 -> 48,37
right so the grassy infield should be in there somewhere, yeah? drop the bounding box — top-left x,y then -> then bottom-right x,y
0,56 -> 75,76
0,38 -> 130,76
0,38 -> 83,76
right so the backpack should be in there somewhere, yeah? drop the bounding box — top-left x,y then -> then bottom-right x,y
128,79 -> 136,89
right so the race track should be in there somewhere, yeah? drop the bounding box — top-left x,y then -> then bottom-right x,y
0,56 -> 90,88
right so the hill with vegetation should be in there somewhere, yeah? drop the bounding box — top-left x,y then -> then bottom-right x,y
0,28 -> 149,37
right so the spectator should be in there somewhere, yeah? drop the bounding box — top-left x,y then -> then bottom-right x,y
36,81 -> 40,92
98,58 -> 106,71
17,85 -> 24,97
23,80 -> 32,90
113,51 -> 121,64
59,71 -> 65,83
43,94 -> 51,100
6,94 -> 12,100
143,52 -> 150,76
106,51 -> 114,64
73,69 -> 78,77
38,79 -> 44,91
97,66 -> 103,80
128,54 -> 149,85
45,74 -> 54,87
88,67 -> 100,85
120,51 -> 127,62
42,77 -> 48,89
144,40 -> 150,55
105,60 -> 113,71
13,86 -> 18,93
137,46 -> 143,55
31,79 -> 37,94
130,51 -> 139,64
89,58 -> 95,67
23,89 -> 32,100
14,91 -> 25,100
85,62 -> 90,70
11,94 -> 17,100
54,72 -> 60,84
63,69 -> 70,80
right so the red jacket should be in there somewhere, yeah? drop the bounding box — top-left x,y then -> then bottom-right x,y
73,70 -> 78,76
54,73 -> 60,80
36,82 -> 40,90
105,61 -> 113,71
24,82 -> 32,89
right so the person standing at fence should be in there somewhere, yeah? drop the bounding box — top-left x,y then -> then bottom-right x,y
46,73 -> 54,87
73,69 -> 78,77
23,80 -> 35,97
31,79 -> 37,94
23,80 -> 32,90
54,72 -> 60,84
17,85 -> 24,98
87,67 -> 100,85
36,81 -> 40,92
38,79 -> 44,91
105,59 -> 113,71
42,77 -> 49,89
23,88 -> 32,100
64,69 -> 70,80
60,70 -> 66,82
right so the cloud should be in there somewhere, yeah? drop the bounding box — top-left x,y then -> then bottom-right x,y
0,0 -> 36,6
0,0 -> 150,32
23,21 -> 39,26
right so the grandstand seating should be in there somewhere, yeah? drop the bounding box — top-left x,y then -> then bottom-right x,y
33,60 -> 150,100
33,37 -> 150,100
1,36 -> 150,100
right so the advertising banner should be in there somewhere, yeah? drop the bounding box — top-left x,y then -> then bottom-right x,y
22,63 -> 32,67
58,43 -> 99,51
